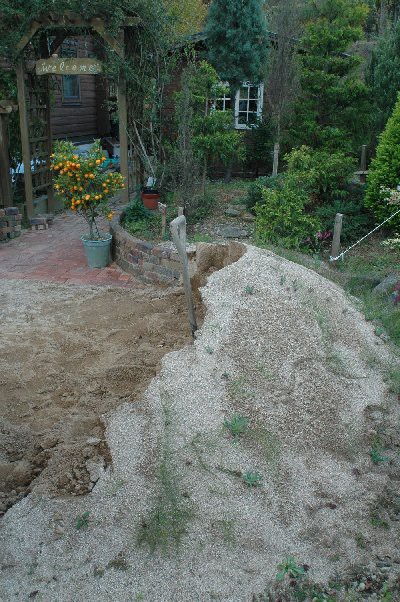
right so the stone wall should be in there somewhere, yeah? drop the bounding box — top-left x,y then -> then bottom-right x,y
110,220 -> 196,285
0,207 -> 22,242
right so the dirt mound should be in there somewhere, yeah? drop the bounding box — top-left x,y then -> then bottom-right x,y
0,280 -> 195,514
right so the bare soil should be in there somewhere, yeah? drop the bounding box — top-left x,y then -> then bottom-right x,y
0,280 -> 197,515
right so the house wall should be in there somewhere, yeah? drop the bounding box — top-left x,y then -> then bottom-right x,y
51,38 -> 110,141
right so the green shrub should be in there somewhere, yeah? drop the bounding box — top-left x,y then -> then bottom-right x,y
285,146 -> 354,205
315,186 -> 375,244
255,173 -> 320,249
365,93 -> 400,230
245,176 -> 282,211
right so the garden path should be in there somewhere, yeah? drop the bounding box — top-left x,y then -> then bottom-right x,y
0,213 -> 141,288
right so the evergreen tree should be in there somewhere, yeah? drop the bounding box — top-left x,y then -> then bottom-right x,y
288,0 -> 371,153
204,0 -> 269,90
367,19 -> 400,139
365,92 -> 400,229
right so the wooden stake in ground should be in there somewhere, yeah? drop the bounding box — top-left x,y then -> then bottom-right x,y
170,215 -> 197,337
272,142 -> 280,177
158,202 -> 166,239
331,213 -> 343,260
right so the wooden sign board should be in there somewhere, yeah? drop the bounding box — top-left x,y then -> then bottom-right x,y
36,58 -> 102,76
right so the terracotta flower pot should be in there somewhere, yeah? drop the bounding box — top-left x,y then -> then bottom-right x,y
141,190 -> 160,210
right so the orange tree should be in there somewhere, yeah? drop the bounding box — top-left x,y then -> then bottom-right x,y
51,140 -> 125,239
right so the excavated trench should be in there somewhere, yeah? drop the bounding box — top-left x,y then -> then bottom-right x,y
0,242 -> 245,516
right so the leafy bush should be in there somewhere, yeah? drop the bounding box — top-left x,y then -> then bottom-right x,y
245,176 -> 282,211
285,146 -> 354,205
255,172 -> 321,249
315,186 -> 375,244
365,93 -> 400,230
122,197 -> 161,239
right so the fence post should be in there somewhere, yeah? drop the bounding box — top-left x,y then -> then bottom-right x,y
331,213 -> 343,261
158,202 -> 166,239
272,142 -> 280,177
170,215 -> 197,337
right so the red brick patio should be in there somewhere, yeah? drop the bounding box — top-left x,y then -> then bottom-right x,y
0,213 -> 143,288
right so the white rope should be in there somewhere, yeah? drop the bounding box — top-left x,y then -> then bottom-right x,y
329,207 -> 400,262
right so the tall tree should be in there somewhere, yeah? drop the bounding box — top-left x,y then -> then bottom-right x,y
288,0 -> 371,153
365,92 -> 400,229
204,0 -> 269,90
367,19 -> 400,139
264,0 -> 302,143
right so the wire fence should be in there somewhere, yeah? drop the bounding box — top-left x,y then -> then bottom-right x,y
329,207 -> 400,262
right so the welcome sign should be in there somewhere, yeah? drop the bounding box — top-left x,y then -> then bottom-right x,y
36,58 -> 103,76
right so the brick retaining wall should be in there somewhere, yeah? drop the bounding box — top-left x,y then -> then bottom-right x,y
0,207 -> 22,242
110,219 -> 196,285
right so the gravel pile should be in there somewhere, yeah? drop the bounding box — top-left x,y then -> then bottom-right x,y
0,245 -> 399,601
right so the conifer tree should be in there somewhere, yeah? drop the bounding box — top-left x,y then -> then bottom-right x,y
288,0 -> 371,153
365,93 -> 400,229
204,0 -> 269,90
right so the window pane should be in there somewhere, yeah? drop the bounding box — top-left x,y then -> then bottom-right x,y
215,99 -> 224,110
239,86 -> 249,99
238,113 -> 248,124
248,113 -> 257,124
249,86 -> 259,99
63,75 -> 80,99
224,99 -> 232,110
248,99 -> 257,112
239,99 -> 248,111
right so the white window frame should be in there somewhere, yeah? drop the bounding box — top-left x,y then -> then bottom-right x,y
214,82 -> 264,130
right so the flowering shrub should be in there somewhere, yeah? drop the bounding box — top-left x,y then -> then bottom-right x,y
51,140 -> 125,239
304,230 -> 332,253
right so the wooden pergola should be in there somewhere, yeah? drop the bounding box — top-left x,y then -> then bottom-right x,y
0,100 -> 18,206
15,12 -> 139,216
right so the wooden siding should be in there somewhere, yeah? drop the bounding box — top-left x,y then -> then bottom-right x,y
51,38 -> 108,141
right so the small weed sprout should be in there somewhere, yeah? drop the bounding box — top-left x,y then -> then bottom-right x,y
76,511 -> 90,530
224,415 -> 249,438
370,447 -> 389,464
276,556 -> 305,582
370,437 -> 389,465
370,512 -> 389,529
279,274 -> 286,286
244,285 -> 255,295
205,346 -> 214,355
355,532 -> 366,549
242,471 -> 262,487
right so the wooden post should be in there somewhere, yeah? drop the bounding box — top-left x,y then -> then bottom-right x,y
272,142 -> 280,177
16,60 -> 34,218
158,202 -> 167,239
170,215 -> 197,337
117,28 -> 129,204
360,145 -> 367,172
331,213 -> 343,261
0,112 -> 13,206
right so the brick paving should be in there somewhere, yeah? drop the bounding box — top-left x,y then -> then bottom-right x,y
0,213 -> 143,288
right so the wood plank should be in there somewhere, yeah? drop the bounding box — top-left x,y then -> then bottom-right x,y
16,61 -> 34,217
0,115 -> 13,205
17,21 -> 40,51
117,28 -> 129,202
36,57 -> 103,76
91,19 -> 124,57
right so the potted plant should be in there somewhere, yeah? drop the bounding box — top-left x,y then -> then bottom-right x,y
51,140 -> 125,268
141,176 -> 160,210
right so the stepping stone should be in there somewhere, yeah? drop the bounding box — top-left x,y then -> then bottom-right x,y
373,274 -> 398,295
242,212 -> 255,222
225,207 -> 241,217
220,226 -> 249,238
